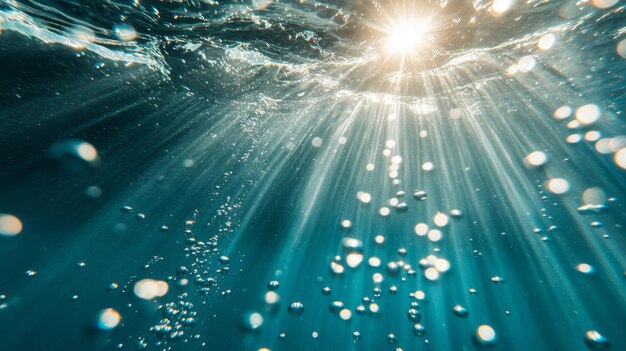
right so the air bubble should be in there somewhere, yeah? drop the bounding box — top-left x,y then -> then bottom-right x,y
584,330 -> 610,349
288,302 -> 304,315
453,305 -> 469,318
268,280 -> 280,290
474,325 -> 497,344
97,308 -> 121,330
243,312 -> 264,330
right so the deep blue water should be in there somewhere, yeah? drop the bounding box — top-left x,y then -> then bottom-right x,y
0,0 -> 625,350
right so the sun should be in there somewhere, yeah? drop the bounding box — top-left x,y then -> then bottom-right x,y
385,18 -> 433,56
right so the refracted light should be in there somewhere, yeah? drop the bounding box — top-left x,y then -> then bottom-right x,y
566,134 -> 582,143
341,219 -> 352,229
77,142 -> 98,162
547,178 -> 570,194
414,290 -> 426,300
449,108 -> 463,119
426,254 -> 438,265
576,263 -> 595,274
524,151 -> 547,167
86,186 -> 102,198
592,0 -> 618,9
475,325 -> 497,344
575,104 -> 601,125
492,0 -> 512,14
567,120 -> 581,129
97,308 -> 121,330
357,192 -> 372,204
248,312 -> 264,329
69,25 -> 96,49
433,212 -> 449,227
538,33 -> 556,51
414,223 -> 428,236
506,64 -> 519,75
252,0 -> 272,10
346,253 -> 364,268
428,229 -> 443,242
331,262 -> 345,274
312,137 -> 323,148
113,23 -> 137,41
434,258 -> 451,272
614,148 -> 626,169
379,207 -> 390,216
369,303 -> 380,313
0,214 -> 22,237
368,257 -> 381,267
134,279 -> 169,299
517,55 -> 536,72
553,106 -> 572,119
618,39 -> 626,58
265,291 -> 279,304
584,330 -> 610,348
582,187 -> 606,205
339,309 -> 352,320
584,131 -> 601,142
425,267 -> 440,280
609,136 -> 626,152
595,138 -> 612,154
183,159 -> 194,168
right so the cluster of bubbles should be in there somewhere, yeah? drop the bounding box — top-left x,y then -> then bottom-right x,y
521,131 -> 619,234
553,104 -> 626,171
133,200 -> 239,347
247,166 -> 487,350
149,298 -> 197,342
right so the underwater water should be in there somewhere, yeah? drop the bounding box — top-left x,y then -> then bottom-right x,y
0,0 -> 625,350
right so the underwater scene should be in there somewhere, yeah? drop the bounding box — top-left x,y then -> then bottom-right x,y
0,0 -> 625,350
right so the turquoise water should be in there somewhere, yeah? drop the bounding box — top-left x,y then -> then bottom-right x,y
0,0 -> 625,350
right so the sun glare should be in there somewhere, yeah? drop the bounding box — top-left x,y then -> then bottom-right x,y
384,17 -> 434,57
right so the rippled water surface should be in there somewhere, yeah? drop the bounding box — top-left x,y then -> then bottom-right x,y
0,0 -> 625,350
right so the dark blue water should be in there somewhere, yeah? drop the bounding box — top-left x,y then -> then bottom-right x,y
0,0 -> 625,350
